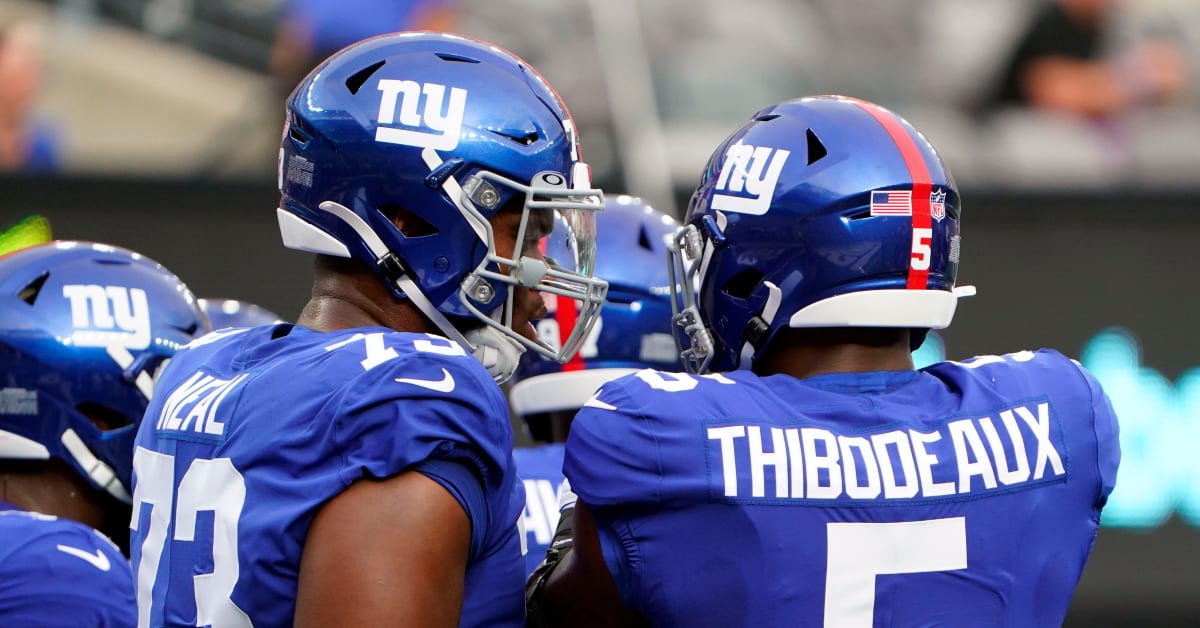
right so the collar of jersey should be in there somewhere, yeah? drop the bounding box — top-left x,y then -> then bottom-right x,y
791,369 -> 921,394
0,499 -> 22,512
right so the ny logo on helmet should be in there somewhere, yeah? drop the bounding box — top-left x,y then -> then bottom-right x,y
711,142 -> 791,216
375,79 -> 468,151
61,285 -> 151,350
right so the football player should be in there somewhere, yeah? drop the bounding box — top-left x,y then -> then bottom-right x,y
510,195 -> 680,578
528,95 -> 1120,626
130,32 -> 606,627
198,298 -> 285,329
0,241 -> 208,625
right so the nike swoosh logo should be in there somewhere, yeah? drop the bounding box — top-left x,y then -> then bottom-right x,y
395,368 -> 456,393
56,544 -> 111,572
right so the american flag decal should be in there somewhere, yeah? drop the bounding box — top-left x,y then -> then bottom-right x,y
870,190 -> 912,216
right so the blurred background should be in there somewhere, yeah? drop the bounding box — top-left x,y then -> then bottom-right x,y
1,0 -> 1198,624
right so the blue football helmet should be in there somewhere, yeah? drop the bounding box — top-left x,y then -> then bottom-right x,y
199,298 -> 285,329
510,195 -> 681,431
277,32 -> 607,381
0,242 -> 209,502
670,95 -> 975,373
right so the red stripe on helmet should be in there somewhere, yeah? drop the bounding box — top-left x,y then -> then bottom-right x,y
555,294 -> 585,371
837,97 -> 933,290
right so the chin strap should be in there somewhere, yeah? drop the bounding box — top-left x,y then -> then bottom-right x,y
464,325 -> 525,384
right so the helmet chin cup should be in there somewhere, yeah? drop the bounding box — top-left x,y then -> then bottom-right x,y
465,325 -> 525,384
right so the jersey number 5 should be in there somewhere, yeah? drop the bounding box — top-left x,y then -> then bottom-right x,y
824,517 -> 967,627
131,448 -> 251,628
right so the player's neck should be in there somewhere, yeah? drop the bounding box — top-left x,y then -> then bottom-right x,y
753,327 -> 915,380
298,255 -> 439,334
0,465 -> 107,529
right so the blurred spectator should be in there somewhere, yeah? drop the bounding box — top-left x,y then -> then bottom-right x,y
269,0 -> 459,92
987,0 -> 1188,118
0,22 -> 59,174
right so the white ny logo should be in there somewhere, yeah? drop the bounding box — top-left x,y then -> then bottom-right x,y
375,79 -> 468,151
61,285 -> 151,350
711,142 -> 791,216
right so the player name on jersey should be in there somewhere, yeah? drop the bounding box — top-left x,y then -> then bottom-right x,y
153,372 -> 248,437
706,400 -> 1066,502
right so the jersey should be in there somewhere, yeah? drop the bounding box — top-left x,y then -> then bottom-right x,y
564,350 -> 1121,627
130,325 -> 526,627
0,504 -> 136,627
513,443 -> 566,577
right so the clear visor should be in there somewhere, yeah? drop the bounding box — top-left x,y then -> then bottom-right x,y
459,168 -> 608,364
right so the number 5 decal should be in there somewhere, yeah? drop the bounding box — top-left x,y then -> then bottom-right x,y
825,517 -> 967,627
910,227 -> 933,271
131,448 -> 251,628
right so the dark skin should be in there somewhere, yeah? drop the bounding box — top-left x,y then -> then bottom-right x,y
535,328 -> 913,626
0,459 -> 127,548
294,204 -> 551,628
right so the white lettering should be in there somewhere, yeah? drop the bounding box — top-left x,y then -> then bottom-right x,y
1015,403 -> 1065,479
871,430 -> 920,499
711,142 -> 791,216
948,419 -> 998,491
708,426 -> 746,497
706,402 -> 1063,502
522,479 -> 560,546
785,428 -> 804,498
910,430 -> 956,497
839,436 -> 881,499
982,412 -> 1030,485
156,374 -> 247,436
61,284 -> 151,350
747,426 -> 789,498
803,428 -> 842,499
375,79 -> 468,150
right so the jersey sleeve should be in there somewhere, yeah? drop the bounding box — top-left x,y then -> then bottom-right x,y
562,374 -> 664,509
0,516 -> 136,627
332,350 -> 514,524
1072,359 -> 1121,509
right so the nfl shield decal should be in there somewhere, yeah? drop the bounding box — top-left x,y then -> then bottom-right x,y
930,188 -> 947,222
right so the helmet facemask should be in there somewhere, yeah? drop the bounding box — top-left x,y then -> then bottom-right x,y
668,218 -> 718,374
451,164 -> 608,364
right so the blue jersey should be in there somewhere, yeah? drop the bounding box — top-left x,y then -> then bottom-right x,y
0,504 -> 136,627
130,325 -> 525,627
513,443 -> 566,577
565,350 -> 1120,627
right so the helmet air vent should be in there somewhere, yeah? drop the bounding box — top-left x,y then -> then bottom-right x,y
288,116 -> 313,147
754,113 -> 781,122
722,268 -> 764,300
345,60 -> 386,95
381,204 -> 439,238
18,271 -> 49,305
77,402 -> 133,431
638,225 -> 653,250
435,52 -> 480,64
806,129 -> 827,165
490,129 -> 540,146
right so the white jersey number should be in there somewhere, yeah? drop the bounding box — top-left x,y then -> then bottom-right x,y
131,448 -> 251,628
824,517 -> 967,627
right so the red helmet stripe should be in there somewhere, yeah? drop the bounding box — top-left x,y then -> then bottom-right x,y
837,97 -> 933,290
